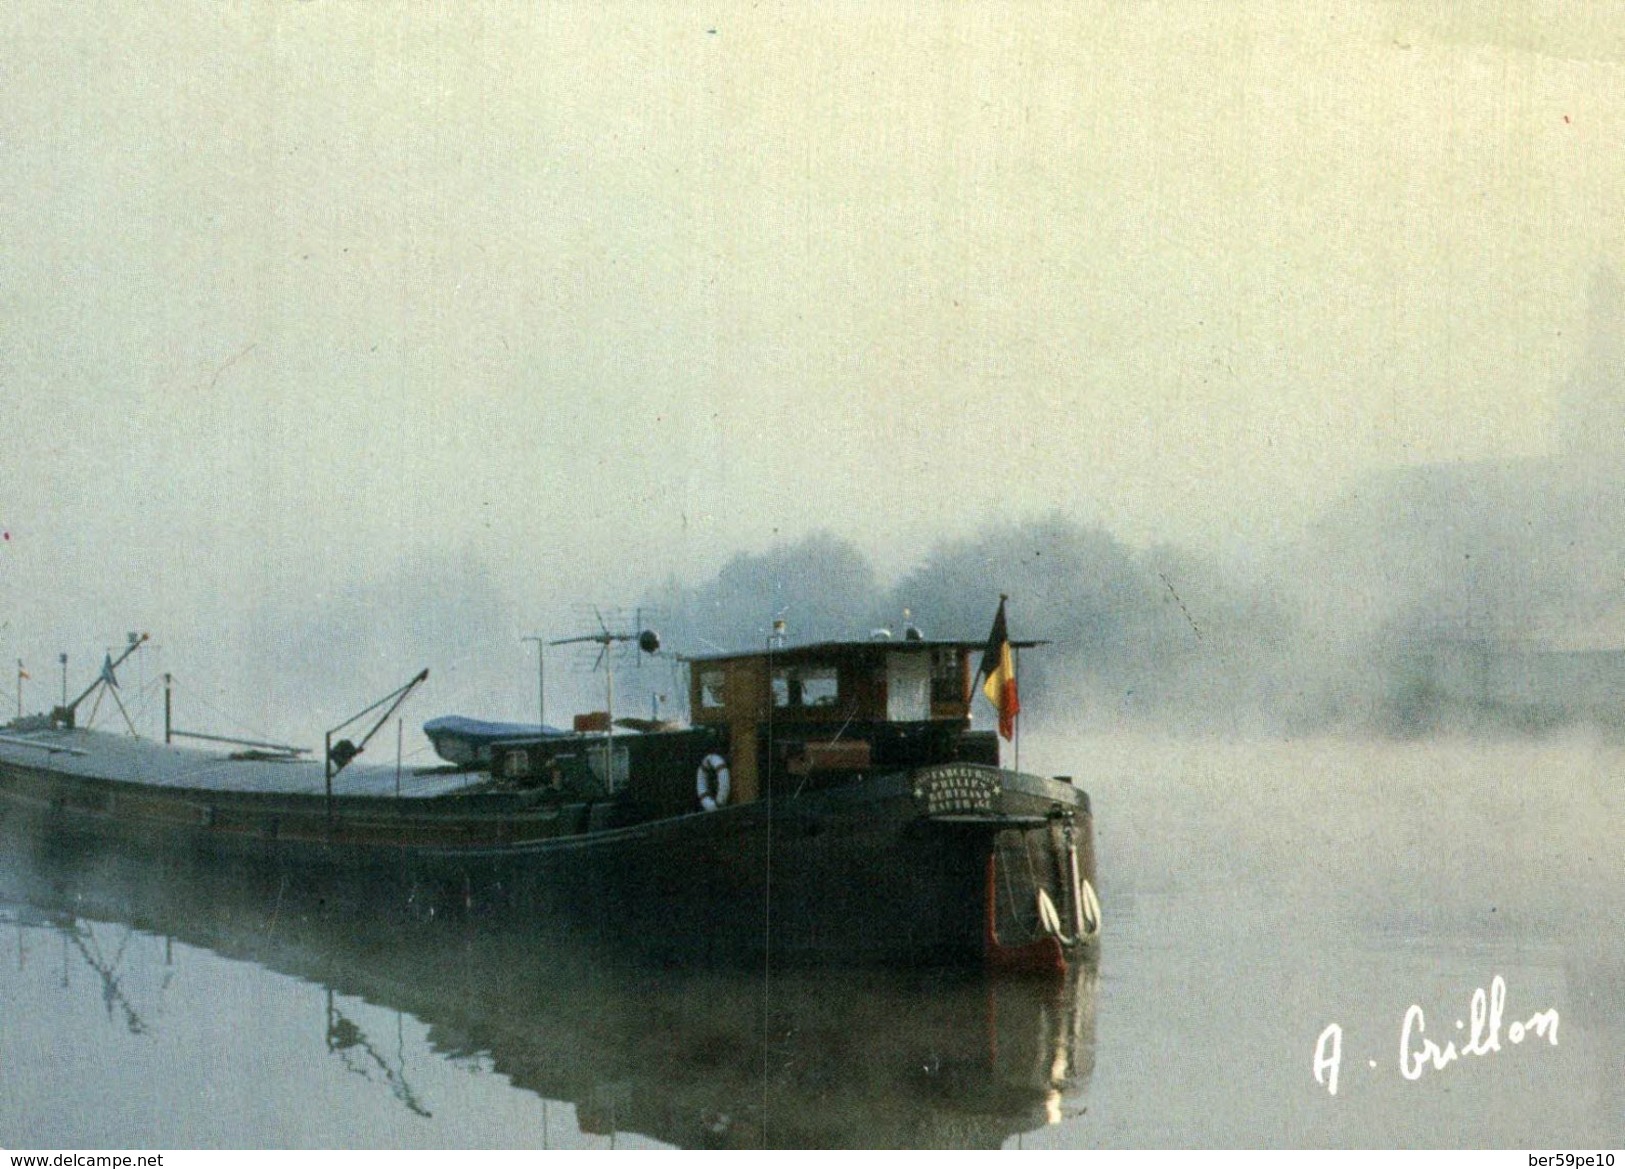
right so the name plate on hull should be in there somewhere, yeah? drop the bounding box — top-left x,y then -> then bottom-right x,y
911,765 -> 1000,816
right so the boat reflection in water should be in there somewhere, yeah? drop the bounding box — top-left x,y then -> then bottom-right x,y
0,832 -> 1095,1148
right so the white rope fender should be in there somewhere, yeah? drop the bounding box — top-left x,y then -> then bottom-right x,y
1078,878 -> 1102,941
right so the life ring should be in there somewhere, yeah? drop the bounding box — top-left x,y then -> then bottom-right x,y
696,753 -> 731,811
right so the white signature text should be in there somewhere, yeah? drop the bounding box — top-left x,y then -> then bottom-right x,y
1313,974 -> 1559,1096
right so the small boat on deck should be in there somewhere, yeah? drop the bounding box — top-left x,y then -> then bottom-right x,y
0,607 -> 1099,970
421,714 -> 566,767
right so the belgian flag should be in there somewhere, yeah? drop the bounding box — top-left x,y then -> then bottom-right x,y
979,595 -> 1020,740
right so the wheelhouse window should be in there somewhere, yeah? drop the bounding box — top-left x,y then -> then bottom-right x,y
700,670 -> 727,709
930,648 -> 964,705
772,666 -> 838,709
886,652 -> 931,721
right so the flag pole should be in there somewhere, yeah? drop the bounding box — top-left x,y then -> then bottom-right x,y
1013,644 -> 1021,775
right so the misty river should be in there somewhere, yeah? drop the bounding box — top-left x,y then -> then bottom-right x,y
1,731 -> 1620,1148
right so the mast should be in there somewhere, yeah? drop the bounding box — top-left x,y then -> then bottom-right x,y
50,634 -> 147,730
324,669 -> 430,828
521,635 -> 546,729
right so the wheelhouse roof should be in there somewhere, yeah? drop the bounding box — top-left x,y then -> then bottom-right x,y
684,638 -> 1046,666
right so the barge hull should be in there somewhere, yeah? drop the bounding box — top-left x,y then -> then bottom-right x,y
0,757 -> 1093,967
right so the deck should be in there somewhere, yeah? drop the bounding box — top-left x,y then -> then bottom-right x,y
0,728 -> 472,799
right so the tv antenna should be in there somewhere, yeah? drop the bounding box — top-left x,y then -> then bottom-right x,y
550,608 -> 661,792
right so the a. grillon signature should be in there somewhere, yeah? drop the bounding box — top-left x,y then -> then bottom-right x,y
1313,974 -> 1559,1096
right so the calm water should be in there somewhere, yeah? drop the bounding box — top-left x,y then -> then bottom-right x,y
1,733 -> 1621,1148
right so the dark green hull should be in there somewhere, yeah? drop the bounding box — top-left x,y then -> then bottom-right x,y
0,730 -> 1096,967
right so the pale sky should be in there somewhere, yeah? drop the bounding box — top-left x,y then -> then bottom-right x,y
4,3 -> 1625,727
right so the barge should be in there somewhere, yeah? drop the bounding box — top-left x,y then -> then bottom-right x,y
0,605 -> 1099,969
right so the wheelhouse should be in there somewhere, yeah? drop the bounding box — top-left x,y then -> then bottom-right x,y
480,637 -> 1038,821
687,639 -> 1026,804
